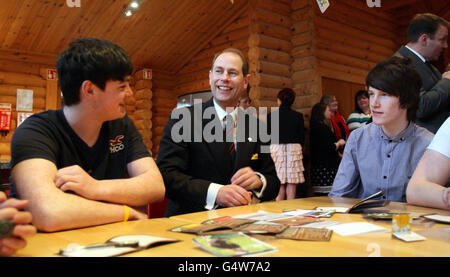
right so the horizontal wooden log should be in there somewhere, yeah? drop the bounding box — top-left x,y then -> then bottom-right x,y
293,81 -> 320,96
250,60 -> 291,77
134,109 -> 152,120
0,59 -> 45,76
134,88 -> 152,100
292,31 -> 314,47
0,49 -> 56,67
0,84 -> 46,97
291,43 -> 315,59
248,34 -> 292,53
250,87 -> 279,101
318,60 -> 368,78
0,71 -> 46,87
135,79 -> 152,90
175,80 -> 210,95
291,20 -> 313,36
250,72 -> 293,89
314,17 -> 397,50
248,47 -> 292,65
292,69 -> 319,83
135,99 -> 152,110
292,56 -> 316,72
316,48 -> 377,71
316,38 -> 387,64
316,27 -> 394,57
0,96 -> 46,110
319,68 -> 366,85
249,20 -> 291,42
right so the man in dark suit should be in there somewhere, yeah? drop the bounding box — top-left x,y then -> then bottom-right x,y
157,48 -> 280,216
394,13 -> 449,133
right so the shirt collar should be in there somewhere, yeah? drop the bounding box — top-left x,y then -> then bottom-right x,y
376,122 -> 415,143
213,98 -> 236,121
405,45 -> 426,63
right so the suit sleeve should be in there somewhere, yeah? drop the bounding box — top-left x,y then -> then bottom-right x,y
417,78 -> 450,119
255,120 -> 281,201
156,112 -> 211,207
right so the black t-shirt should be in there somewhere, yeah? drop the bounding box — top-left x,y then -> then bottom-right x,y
10,109 -> 150,197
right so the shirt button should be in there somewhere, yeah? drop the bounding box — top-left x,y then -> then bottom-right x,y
383,176 -> 387,179
382,196 -> 386,199
387,154 -> 391,158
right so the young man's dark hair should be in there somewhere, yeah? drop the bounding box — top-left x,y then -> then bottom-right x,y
277,88 -> 295,108
366,56 -> 422,122
57,38 -> 133,106
407,13 -> 449,43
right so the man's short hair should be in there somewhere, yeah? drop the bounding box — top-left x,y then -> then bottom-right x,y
407,13 -> 449,43
277,88 -> 295,108
57,38 -> 133,106
211,48 -> 249,76
320,94 -> 335,106
366,56 -> 422,122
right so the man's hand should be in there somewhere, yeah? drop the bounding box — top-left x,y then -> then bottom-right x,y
230,167 -> 263,191
54,165 -> 100,200
216,185 -> 252,207
0,192 -> 37,256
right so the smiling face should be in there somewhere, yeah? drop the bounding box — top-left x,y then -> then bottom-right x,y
209,52 -> 249,111
95,77 -> 133,121
357,95 -> 370,113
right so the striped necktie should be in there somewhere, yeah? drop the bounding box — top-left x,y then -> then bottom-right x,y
224,115 -> 236,161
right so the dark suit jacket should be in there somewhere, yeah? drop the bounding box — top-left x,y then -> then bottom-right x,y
394,46 -> 450,133
157,98 -> 280,216
266,106 -> 305,146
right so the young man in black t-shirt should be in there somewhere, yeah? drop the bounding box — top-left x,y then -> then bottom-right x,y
10,38 -> 165,232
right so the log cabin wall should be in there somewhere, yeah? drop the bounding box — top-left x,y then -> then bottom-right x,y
0,52 -> 58,160
248,0 -> 293,110
151,70 -> 176,156
313,0 -> 398,119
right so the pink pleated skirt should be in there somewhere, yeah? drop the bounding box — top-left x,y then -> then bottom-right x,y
270,143 -> 305,184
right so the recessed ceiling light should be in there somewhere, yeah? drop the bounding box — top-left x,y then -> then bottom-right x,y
121,0 -> 145,18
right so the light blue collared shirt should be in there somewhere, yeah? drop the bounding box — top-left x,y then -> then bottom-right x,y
330,122 -> 434,202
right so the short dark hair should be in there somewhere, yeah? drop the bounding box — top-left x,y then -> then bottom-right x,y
407,13 -> 449,43
57,38 -> 133,106
366,56 -> 421,122
211,48 -> 249,76
277,88 -> 295,108
354,90 -> 369,113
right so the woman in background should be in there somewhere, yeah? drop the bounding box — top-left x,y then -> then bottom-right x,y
267,88 -> 305,201
309,103 -> 345,195
320,94 -> 349,141
347,90 -> 372,132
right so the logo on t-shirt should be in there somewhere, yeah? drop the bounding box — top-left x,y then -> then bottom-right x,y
110,135 -> 125,153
